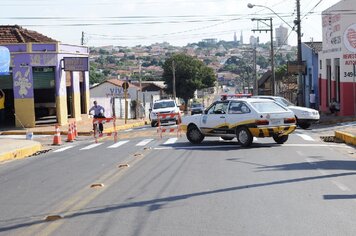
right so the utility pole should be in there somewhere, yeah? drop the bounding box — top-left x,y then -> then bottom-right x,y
296,0 -> 303,106
253,46 -> 257,95
251,18 -> 275,95
81,31 -> 85,46
172,60 -> 176,100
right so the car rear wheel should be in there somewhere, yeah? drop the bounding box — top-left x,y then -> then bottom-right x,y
236,127 -> 253,147
273,134 -> 289,144
187,125 -> 204,144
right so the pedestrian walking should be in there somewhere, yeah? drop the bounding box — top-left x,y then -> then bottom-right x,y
309,90 -> 316,109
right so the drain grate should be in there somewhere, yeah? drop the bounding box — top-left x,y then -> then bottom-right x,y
320,136 -> 343,143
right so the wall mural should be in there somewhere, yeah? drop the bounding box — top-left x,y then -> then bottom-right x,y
14,67 -> 32,98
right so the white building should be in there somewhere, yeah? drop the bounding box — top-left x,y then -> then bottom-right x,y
319,0 -> 356,116
275,25 -> 288,47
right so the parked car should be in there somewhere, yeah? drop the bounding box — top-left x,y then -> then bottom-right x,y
190,103 -> 204,115
181,98 -> 297,147
252,96 -> 320,129
149,99 -> 180,127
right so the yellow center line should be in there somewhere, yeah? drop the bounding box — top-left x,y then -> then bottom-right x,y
25,149 -> 149,235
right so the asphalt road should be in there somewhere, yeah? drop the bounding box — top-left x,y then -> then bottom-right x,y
0,125 -> 355,236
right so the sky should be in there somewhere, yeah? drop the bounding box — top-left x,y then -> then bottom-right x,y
0,0 -> 342,47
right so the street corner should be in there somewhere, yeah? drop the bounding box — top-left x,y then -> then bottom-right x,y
335,131 -> 356,146
0,140 -> 42,163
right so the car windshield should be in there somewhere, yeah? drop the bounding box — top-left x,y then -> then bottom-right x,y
192,103 -> 202,108
274,97 -> 294,107
153,101 -> 175,109
250,101 -> 288,113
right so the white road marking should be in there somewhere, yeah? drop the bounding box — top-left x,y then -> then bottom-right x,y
80,143 -> 103,150
123,129 -> 133,132
53,146 -> 75,152
155,145 -> 239,150
164,138 -> 178,145
296,134 -> 315,141
331,180 -> 350,192
296,151 -> 305,156
306,158 -> 316,164
284,144 -> 353,148
136,139 -> 154,146
107,140 -> 129,148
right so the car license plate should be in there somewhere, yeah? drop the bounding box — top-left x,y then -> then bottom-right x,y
270,119 -> 282,125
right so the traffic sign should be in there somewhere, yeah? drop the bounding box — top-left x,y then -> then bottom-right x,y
122,81 -> 129,90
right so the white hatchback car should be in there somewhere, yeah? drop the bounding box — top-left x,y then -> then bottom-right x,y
181,98 -> 297,147
252,96 -> 320,129
150,99 -> 180,127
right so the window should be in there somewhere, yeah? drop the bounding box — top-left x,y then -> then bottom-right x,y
153,101 -> 175,109
207,102 -> 228,114
228,101 -> 250,114
251,101 -> 287,113
320,60 -> 322,70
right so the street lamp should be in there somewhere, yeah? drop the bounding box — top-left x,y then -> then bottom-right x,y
247,3 -> 293,29
248,2 -> 304,104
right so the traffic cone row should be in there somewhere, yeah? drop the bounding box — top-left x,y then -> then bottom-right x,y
66,123 -> 75,142
52,125 -> 62,145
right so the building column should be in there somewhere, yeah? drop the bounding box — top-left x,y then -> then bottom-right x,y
84,71 -> 90,114
13,66 -> 35,128
55,66 -> 68,125
72,71 -> 82,121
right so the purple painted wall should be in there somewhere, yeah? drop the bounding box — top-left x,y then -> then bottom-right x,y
1,43 -> 89,99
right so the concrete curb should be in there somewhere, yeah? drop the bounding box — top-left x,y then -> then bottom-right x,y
335,131 -> 356,146
0,142 -> 42,163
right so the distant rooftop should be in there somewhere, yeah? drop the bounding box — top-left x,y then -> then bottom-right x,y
304,41 -> 322,53
0,25 -> 57,44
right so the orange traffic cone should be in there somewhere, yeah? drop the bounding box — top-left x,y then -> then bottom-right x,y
66,124 -> 75,142
74,121 -> 78,137
52,125 -> 62,145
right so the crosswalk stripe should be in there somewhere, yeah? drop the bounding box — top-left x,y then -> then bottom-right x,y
124,129 -> 133,132
53,146 -> 75,152
164,137 -> 178,145
136,139 -> 154,146
80,143 -> 103,150
296,134 -> 315,141
107,140 -> 129,148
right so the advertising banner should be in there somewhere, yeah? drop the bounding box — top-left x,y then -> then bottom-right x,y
0,46 -> 10,75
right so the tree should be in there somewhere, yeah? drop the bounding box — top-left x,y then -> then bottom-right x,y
162,54 -> 216,108
89,63 -> 105,85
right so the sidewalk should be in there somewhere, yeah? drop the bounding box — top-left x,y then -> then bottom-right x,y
0,117 -> 148,163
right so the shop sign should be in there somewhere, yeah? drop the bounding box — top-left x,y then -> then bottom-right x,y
63,57 -> 88,71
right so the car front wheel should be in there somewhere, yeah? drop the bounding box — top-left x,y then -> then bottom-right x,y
186,125 -> 205,144
236,127 -> 253,147
221,137 -> 234,141
298,122 -> 311,129
273,134 -> 289,144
